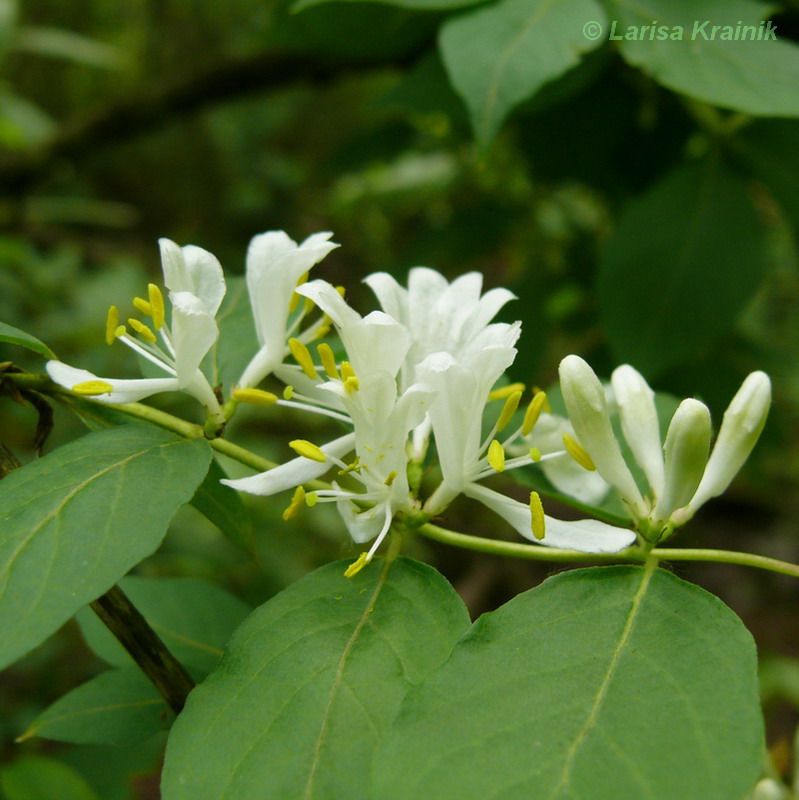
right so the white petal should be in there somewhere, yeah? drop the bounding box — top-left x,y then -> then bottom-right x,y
464,483 -> 636,553
363,272 -> 408,322
169,291 -> 218,387
340,311 -> 411,379
46,361 -> 179,404
221,433 -> 355,496
468,287 -> 516,332
336,496 -> 391,544
559,355 -> 645,514
296,279 -> 361,329
611,365 -> 664,499
682,371 -> 771,517
653,398 -> 711,520
159,239 -> 225,315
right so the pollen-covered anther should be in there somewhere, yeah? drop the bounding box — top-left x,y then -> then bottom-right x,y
282,486 -> 306,521
529,491 -> 546,540
133,297 -> 152,316
148,284 -> 165,330
522,391 -> 548,436
344,552 -> 370,578
71,380 -> 114,396
488,439 -> 505,472
283,385 -> 294,400
317,343 -> 339,379
105,306 -> 119,346
532,387 -> 552,413
233,388 -> 278,406
127,318 -> 157,344
289,439 -> 327,463
497,390 -> 523,432
489,382 -> 525,401
562,433 -> 596,471
344,376 -> 360,393
114,325 -> 127,339
288,337 -> 318,380
384,470 -> 398,487
305,491 -> 318,508
529,447 -> 541,462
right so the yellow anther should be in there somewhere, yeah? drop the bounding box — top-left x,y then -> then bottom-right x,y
303,296 -> 315,316
344,552 -> 370,578
305,492 -> 318,508
488,439 -> 505,472
314,323 -> 331,341
317,343 -> 339,379
562,433 -> 596,471
529,447 -> 541,462
338,457 -> 361,476
289,291 -> 301,314
522,391 -> 548,436
289,439 -> 327,463
532,387 -> 552,413
282,486 -> 306,521
148,284 -> 165,330
288,337 -> 318,380
128,318 -> 157,344
529,491 -> 546,540
335,285 -> 346,298
105,306 -> 119,346
384,470 -> 398,487
133,297 -> 152,316
71,380 -> 114,396
114,325 -> 127,339
233,388 -> 278,406
489,382 -> 525,401
344,376 -> 360,393
283,385 -> 294,400
497,390 -> 523,432
340,361 -> 356,382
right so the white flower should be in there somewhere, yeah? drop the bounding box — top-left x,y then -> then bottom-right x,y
559,355 -> 771,540
417,346 -> 636,554
237,231 -> 339,389
47,240 -> 225,424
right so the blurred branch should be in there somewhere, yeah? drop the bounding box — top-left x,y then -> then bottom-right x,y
0,47 -> 425,196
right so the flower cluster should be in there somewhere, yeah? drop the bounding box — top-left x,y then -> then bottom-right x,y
46,230 -> 772,573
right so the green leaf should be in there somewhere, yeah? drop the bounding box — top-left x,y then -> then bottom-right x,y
608,0 -> 799,117
597,160 -> 767,376
294,0 -> 483,11
0,426 -> 212,670
161,557 -> 470,800
77,576 -> 251,678
1,756 -> 102,800
373,565 -> 764,800
439,0 -> 606,145
0,320 -> 56,359
190,459 -> 255,555
18,668 -> 169,746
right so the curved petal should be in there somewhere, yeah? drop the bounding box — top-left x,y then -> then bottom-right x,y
296,279 -> 361,329
340,311 -> 411,379
363,272 -> 408,322
159,239 -> 225,315
335,496 -> 391,544
221,433 -> 355,496
170,292 -> 218,387
46,361 -> 179,404
464,483 -> 636,553
468,287 -> 517,332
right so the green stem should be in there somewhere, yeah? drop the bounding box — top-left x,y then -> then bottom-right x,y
416,522 -> 799,579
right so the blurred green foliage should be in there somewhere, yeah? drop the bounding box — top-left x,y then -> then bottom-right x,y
2,0 -> 799,795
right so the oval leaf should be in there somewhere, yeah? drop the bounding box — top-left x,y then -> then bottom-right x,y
161,556 -> 470,800
610,0 -> 799,117
439,0 -> 606,145
0,320 -> 56,359
18,668 -> 169,746
1,756 -> 101,800
76,576 -> 251,678
0,425 -> 212,670
597,160 -> 767,376
373,565 -> 764,800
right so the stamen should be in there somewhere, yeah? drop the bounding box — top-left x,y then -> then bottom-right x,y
305,491 -> 318,507
148,284 -> 165,330
384,470 -> 398,486
317,343 -> 339,379
282,486 -> 306,521
340,361 -> 356,382
303,296 -> 315,316
283,385 -> 294,400
529,447 -> 541,462
72,380 -> 114,396
133,297 -> 152,316
488,439 -> 505,472
562,433 -> 596,471
289,439 -> 327,463
522,391 -> 548,436
233,388 -> 278,406
344,376 -> 360,393
532,387 -> 552,413
105,306 -> 119,346
288,337 -> 318,380
128,318 -> 157,344
336,285 -> 346,298
114,325 -> 127,338
529,491 -> 546,540
338,457 -> 361,476
489,382 -> 525,401
288,271 -> 310,313
344,552 -> 370,578
314,323 -> 331,341
497,390 -> 523,432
